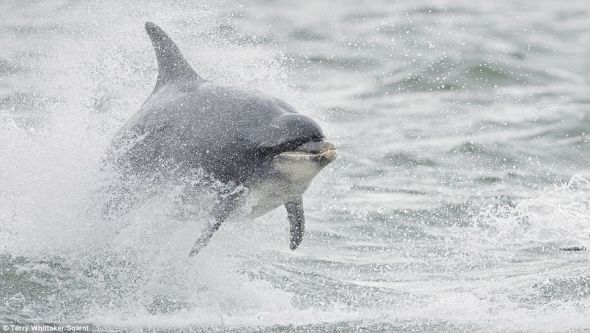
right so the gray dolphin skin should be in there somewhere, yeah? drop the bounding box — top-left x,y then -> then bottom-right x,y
107,22 -> 336,256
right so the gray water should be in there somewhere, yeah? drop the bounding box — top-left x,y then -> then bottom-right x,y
1,0 -> 590,332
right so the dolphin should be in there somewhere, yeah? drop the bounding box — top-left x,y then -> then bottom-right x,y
106,22 -> 336,256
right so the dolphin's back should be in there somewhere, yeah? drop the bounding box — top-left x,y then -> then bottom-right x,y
108,22 -> 324,184
108,82 -> 296,182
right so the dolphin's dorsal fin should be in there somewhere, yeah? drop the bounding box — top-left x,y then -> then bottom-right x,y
145,22 -> 203,88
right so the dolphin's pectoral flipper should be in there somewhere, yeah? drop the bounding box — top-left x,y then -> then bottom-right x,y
189,188 -> 244,257
285,199 -> 305,250
144,22 -> 203,88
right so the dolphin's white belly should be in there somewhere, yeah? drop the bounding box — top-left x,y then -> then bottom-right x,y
248,153 -> 325,218
248,177 -> 310,218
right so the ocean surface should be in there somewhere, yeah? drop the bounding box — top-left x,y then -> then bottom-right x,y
1,0 -> 590,332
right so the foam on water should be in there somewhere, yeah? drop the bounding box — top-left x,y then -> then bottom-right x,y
0,0 -> 299,324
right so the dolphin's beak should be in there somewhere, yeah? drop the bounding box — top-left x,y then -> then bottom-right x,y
277,141 -> 337,166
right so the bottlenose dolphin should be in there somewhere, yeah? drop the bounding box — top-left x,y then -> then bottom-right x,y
106,22 -> 336,256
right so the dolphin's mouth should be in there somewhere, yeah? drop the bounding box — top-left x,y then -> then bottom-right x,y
276,141 -> 336,166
